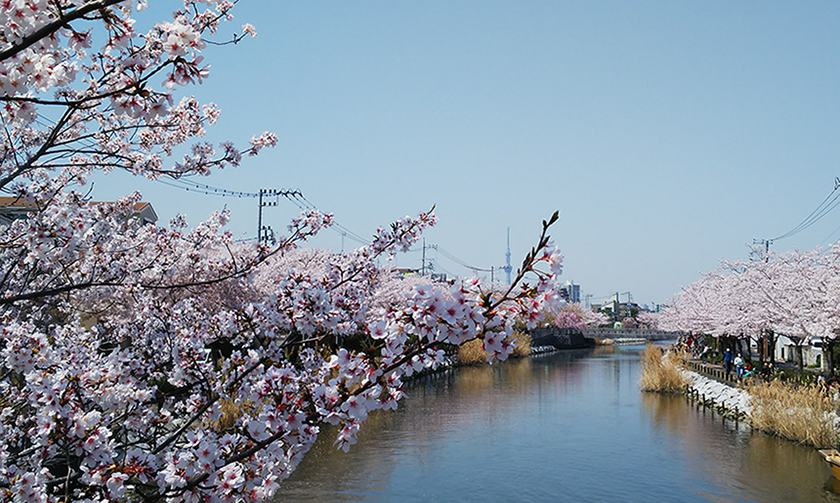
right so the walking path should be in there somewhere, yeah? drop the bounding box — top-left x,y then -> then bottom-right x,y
684,358 -> 745,385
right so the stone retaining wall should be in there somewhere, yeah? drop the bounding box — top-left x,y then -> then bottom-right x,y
683,370 -> 751,420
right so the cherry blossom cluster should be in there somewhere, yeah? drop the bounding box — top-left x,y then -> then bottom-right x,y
2,0 -> 269,190
659,246 -> 840,353
550,302 -> 607,330
0,200 -> 562,502
0,2 -> 568,501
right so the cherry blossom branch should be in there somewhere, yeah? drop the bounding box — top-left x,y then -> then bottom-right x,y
489,210 -> 559,311
0,0 -> 125,62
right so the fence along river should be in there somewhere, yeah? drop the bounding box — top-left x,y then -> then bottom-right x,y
273,345 -> 840,503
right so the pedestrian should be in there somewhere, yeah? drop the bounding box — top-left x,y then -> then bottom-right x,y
761,361 -> 773,381
734,353 -> 745,380
723,348 -> 733,380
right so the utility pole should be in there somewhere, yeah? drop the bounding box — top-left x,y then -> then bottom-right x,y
421,240 -> 437,275
257,188 -> 279,245
257,188 -> 278,245
751,238 -> 772,263
256,188 -> 301,244
421,238 -> 425,275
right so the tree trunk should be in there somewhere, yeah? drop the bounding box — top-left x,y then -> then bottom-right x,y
769,331 -> 776,366
796,344 -> 804,372
824,338 -> 835,377
736,337 -> 749,361
744,336 -> 752,362
757,332 -> 766,367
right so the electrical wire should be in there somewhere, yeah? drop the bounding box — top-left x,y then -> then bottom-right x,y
296,194 -> 370,245
772,184 -> 840,242
819,221 -> 840,247
428,259 -> 455,278
22,114 -> 380,247
24,114 -> 421,251
155,178 -> 261,198
433,245 -> 493,272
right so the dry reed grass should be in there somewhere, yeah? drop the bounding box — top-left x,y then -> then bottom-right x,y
211,398 -> 246,431
639,344 -> 687,393
457,338 -> 488,365
671,347 -> 690,366
457,330 -> 531,365
511,330 -> 531,358
747,380 -> 839,447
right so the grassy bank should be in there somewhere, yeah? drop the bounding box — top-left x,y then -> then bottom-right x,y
748,380 -> 839,447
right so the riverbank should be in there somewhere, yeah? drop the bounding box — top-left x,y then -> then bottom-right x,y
407,344 -> 560,380
641,344 -> 839,448
683,369 -> 751,421
681,365 -> 840,448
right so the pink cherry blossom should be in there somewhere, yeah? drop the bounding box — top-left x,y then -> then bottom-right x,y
0,3 -> 565,501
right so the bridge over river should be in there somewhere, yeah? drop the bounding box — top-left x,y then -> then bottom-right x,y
529,327 -> 680,349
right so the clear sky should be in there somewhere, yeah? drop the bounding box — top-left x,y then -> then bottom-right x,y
91,1 -> 840,307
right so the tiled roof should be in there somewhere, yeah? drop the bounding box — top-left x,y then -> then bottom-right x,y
0,197 -> 151,212
0,198 -> 157,223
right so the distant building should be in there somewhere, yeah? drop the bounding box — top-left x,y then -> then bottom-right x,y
0,197 -> 157,226
593,292 -> 641,322
128,202 -> 158,225
565,280 -> 580,304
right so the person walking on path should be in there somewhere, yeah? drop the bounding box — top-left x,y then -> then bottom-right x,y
734,353 -> 745,380
724,348 -> 734,380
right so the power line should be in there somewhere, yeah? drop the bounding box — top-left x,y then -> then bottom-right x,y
771,178 -> 840,242
150,178 -> 372,247
754,177 -> 840,256
426,243 -> 492,273
819,220 -> 840,247
439,247 -> 492,272
154,178 -> 264,198
19,115 -> 378,246
290,194 -> 370,247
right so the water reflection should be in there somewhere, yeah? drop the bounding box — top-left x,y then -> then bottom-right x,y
641,392 -> 838,502
274,347 -> 840,502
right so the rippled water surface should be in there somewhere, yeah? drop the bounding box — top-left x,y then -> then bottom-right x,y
274,345 -> 840,502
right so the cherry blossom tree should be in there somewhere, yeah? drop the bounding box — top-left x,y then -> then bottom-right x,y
0,2 -> 566,501
659,246 -> 840,371
635,310 -> 658,329
550,302 -> 606,330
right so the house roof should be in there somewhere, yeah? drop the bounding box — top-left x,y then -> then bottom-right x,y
0,197 -> 157,224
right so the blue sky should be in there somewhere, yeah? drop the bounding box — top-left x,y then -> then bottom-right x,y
92,1 -> 840,307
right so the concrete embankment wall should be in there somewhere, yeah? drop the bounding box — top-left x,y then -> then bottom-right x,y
529,327 -> 594,349
584,327 -> 682,340
683,370 -> 751,420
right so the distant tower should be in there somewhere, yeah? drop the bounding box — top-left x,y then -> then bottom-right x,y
501,227 -> 513,284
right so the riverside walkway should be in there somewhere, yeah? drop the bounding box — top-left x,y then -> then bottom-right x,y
684,358 -> 770,387
684,359 -> 740,384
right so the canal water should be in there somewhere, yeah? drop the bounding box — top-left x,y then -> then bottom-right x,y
273,345 -> 840,502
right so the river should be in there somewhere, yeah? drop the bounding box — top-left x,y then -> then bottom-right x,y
273,345 -> 840,502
